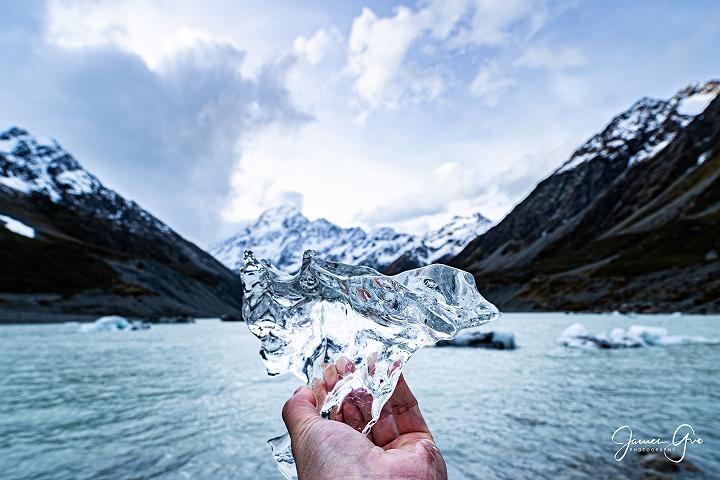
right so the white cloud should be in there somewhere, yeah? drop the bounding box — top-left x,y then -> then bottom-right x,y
470,61 -> 516,106
356,159 -> 499,227
345,0 -> 544,114
220,120 -> 424,229
347,109 -> 596,233
449,0 -> 545,47
45,0 -> 319,76
46,1 -> 228,71
293,28 -> 340,65
346,6 -> 431,109
515,45 -> 587,70
513,45 -> 590,106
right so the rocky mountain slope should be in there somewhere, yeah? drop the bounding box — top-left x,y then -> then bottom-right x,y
0,127 -> 243,322
450,80 -> 720,313
211,205 -> 491,273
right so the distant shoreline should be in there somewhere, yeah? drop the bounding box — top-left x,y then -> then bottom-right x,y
0,312 -> 207,324
0,310 -> 707,325
0,312 -> 100,324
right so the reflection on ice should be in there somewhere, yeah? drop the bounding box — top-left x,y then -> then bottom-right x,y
558,322 -> 719,349
241,250 -> 499,478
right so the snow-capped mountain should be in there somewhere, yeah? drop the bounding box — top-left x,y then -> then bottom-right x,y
0,127 -> 173,237
211,205 -> 414,272
0,126 -> 243,320
452,79 -> 720,313
211,205 -> 492,273
557,81 -> 719,173
383,212 -> 493,274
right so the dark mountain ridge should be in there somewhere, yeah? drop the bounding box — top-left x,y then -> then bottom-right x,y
450,81 -> 720,313
0,127 -> 243,322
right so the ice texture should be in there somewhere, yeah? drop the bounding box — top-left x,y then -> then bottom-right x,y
241,249 -> 499,478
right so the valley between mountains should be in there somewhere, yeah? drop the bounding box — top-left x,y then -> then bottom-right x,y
1,80 -> 718,320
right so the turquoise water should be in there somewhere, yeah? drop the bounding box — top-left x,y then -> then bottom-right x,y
1,314 -> 718,479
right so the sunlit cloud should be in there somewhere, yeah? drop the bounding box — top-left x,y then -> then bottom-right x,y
294,28 -> 341,65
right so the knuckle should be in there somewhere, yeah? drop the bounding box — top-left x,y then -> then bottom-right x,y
390,398 -> 418,416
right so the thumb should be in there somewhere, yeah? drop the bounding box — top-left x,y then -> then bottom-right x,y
282,387 -> 320,439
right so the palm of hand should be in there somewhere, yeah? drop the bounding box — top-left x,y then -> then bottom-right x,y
283,370 -> 447,480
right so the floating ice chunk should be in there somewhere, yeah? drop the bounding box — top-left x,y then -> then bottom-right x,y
606,327 -> 643,348
625,325 -> 714,346
241,250 -> 499,478
625,325 -> 667,345
79,315 -> 150,333
435,330 -> 516,349
558,323 -> 718,349
561,322 -> 589,337
557,323 -> 600,348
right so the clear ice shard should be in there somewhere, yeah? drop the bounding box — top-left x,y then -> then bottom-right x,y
241,249 -> 500,479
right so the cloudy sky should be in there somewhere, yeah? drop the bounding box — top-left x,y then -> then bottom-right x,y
1,0 -> 719,247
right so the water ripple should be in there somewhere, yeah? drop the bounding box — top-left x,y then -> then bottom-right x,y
1,315 -> 718,479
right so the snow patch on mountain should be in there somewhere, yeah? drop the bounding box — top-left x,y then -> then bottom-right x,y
403,212 -> 493,266
627,136 -> 674,167
556,80 -> 719,174
0,213 -> 35,238
676,91 -> 717,116
211,206 -> 492,273
697,150 -> 713,165
0,127 -> 102,202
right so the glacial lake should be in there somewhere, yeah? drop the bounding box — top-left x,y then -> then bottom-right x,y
1,313 -> 718,479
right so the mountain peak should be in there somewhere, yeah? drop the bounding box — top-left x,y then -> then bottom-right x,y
674,79 -> 720,100
1,125 -> 101,202
672,79 -> 720,116
212,206 -> 493,273
450,78 -> 720,313
556,79 -> 719,174
254,204 -> 306,230
1,126 -> 244,320
0,125 -> 175,237
0,126 -> 30,139
257,203 -> 302,220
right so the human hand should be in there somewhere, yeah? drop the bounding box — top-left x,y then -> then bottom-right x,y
282,370 -> 447,480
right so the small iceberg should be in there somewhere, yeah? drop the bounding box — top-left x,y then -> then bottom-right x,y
436,331 -> 516,350
558,323 -> 718,349
79,315 -> 151,333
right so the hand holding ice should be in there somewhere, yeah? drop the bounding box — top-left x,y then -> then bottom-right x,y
241,250 -> 499,478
